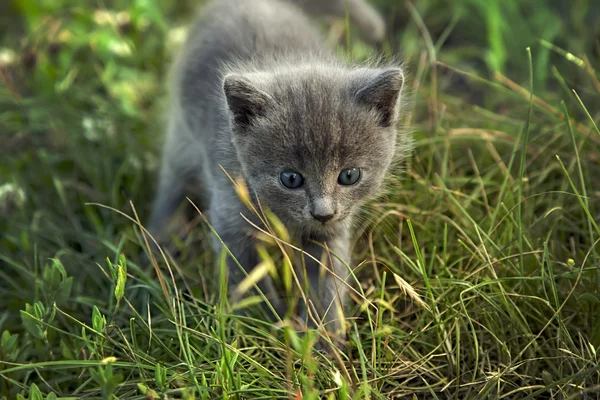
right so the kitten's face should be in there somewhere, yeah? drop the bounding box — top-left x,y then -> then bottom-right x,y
224,67 -> 404,236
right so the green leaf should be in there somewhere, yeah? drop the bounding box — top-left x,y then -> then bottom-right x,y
107,257 -> 117,280
33,301 -> 45,319
541,370 -> 553,386
20,309 -> 44,340
1,330 -> 18,353
118,253 -> 127,273
60,339 -> 74,359
91,363 -> 124,399
155,363 -> 166,389
41,259 -> 74,304
57,276 -> 74,304
284,326 -> 302,353
29,383 -> 43,400
137,383 -> 159,399
578,293 -> 600,305
92,306 -> 106,332
115,263 -> 127,302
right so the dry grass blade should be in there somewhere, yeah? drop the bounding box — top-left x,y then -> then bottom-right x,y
392,272 -> 430,311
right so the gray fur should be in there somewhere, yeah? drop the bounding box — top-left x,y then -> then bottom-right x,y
291,0 -> 386,43
149,0 -> 409,339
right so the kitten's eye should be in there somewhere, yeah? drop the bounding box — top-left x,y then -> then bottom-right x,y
338,168 -> 361,186
280,171 -> 304,189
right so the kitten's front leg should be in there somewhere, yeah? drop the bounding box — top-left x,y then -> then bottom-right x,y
297,231 -> 351,343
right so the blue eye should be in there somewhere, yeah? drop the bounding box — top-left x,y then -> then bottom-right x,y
338,168 -> 361,186
280,171 -> 304,189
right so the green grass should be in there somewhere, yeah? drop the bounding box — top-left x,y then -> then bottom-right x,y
1,0 -> 600,398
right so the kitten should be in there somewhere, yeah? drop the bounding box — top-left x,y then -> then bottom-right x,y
148,0 -> 409,341
290,0 -> 386,43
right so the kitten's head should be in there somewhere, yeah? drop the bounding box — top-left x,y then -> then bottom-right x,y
223,64 -> 406,236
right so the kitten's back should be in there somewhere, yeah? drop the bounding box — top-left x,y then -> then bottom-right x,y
172,0 -> 330,132
291,0 -> 386,43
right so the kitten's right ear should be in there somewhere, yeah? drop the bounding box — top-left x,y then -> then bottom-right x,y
223,74 -> 273,131
353,68 -> 404,128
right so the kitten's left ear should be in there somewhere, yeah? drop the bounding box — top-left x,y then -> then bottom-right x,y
353,68 -> 404,128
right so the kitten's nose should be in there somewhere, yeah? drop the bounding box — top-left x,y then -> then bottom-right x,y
312,212 -> 335,223
311,196 -> 336,223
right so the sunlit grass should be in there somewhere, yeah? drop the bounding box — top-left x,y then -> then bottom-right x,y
1,0 -> 599,398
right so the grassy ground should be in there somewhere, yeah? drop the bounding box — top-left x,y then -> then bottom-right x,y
1,0 -> 600,398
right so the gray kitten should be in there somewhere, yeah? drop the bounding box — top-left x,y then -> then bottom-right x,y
148,0 -> 409,341
291,0 -> 386,43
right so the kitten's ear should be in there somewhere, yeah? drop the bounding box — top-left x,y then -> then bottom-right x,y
223,74 -> 273,131
353,68 -> 404,128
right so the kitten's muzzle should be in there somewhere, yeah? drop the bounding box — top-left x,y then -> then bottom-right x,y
311,211 -> 335,223
310,196 -> 336,223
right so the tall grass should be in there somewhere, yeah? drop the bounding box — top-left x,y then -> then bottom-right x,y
1,0 -> 599,398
